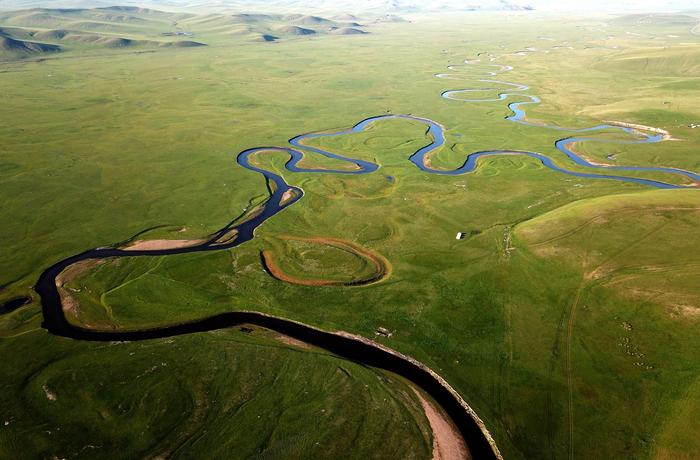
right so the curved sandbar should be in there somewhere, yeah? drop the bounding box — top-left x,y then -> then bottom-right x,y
412,386 -> 470,460
123,238 -> 206,251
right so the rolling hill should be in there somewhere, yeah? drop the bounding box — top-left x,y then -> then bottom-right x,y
0,6 -> 371,59
0,34 -> 60,56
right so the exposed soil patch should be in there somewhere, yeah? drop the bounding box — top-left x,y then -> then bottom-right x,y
56,259 -> 105,317
605,120 -> 677,141
211,228 -> 238,246
122,238 -> 205,251
412,386 -> 470,460
42,384 -> 57,401
279,187 -> 301,206
671,304 -> 700,318
274,333 -> 313,350
56,259 -> 103,286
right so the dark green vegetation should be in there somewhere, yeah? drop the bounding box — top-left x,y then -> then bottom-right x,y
1,6 -> 699,460
0,322 -> 432,459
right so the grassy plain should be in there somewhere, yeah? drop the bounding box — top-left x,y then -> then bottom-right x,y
1,8 -> 699,459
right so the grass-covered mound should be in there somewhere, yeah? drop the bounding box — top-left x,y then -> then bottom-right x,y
261,236 -> 391,286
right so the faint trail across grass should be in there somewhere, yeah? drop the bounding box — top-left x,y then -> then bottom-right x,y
565,279 -> 585,460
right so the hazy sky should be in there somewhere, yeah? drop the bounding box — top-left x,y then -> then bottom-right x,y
308,0 -> 700,13
523,0 -> 698,11
416,0 -> 700,12
0,0 -> 697,13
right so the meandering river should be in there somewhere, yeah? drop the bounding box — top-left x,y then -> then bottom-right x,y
33,53 -> 700,460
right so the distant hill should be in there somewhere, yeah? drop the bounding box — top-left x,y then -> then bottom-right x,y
162,9 -> 366,40
160,39 -> 206,47
373,14 -> 407,23
608,13 -> 699,27
285,14 -> 332,25
274,24 -> 316,35
100,37 -> 153,47
229,13 -> 278,22
334,13 -> 359,21
331,27 -> 367,35
0,35 -> 60,55
249,33 -> 279,42
0,25 -> 36,38
0,4 -> 375,58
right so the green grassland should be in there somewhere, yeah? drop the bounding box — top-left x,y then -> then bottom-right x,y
0,322 -> 433,459
1,7 -> 700,459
